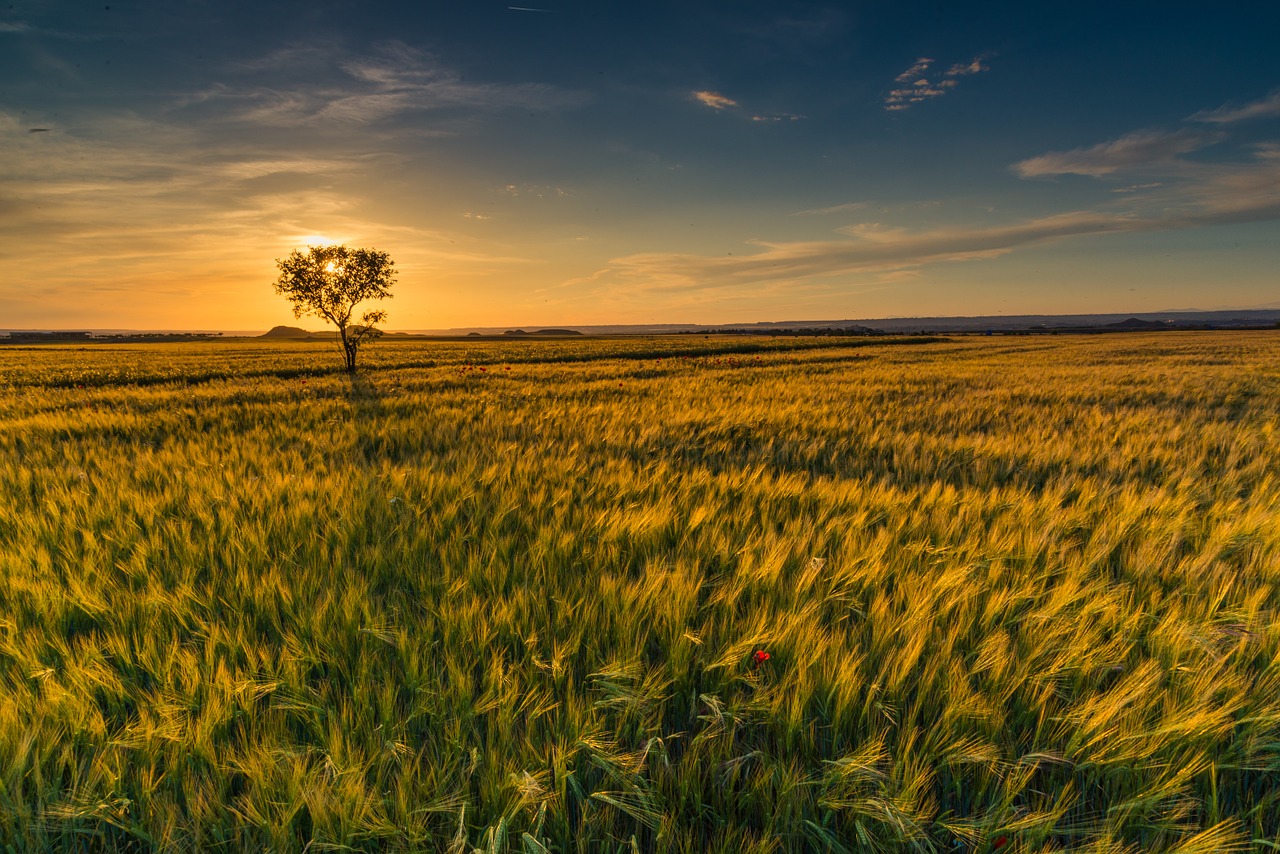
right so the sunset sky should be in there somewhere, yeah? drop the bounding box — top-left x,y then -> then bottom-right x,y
4,1 -> 1279,331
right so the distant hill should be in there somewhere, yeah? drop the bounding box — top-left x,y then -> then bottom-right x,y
261,325 -> 316,339
1104,317 -> 1173,330
260,325 -> 411,340
502,328 -> 584,337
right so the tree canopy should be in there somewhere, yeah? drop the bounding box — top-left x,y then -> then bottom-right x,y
273,245 -> 396,372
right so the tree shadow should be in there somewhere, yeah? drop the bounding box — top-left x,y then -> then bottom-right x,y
345,372 -> 387,466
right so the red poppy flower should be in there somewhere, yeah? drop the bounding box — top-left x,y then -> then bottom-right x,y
751,650 -> 771,669
993,836 -> 1008,849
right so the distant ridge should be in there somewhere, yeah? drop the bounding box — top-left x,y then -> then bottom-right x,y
7,309 -> 1280,339
409,309 -> 1280,337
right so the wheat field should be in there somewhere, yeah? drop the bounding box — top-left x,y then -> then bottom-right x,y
1,332 -> 1278,852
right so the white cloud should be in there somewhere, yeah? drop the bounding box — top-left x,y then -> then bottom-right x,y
885,55 -> 988,111
693,90 -> 738,110
1190,90 -> 1280,124
894,58 -> 932,83
1014,128 -> 1219,177
945,57 -> 988,77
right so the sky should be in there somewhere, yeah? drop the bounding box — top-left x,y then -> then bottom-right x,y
3,1 -> 1280,331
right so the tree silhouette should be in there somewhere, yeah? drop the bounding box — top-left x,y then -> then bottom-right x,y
273,245 -> 396,372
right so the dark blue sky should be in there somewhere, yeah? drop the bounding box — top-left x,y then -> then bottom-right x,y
4,1 -> 1279,328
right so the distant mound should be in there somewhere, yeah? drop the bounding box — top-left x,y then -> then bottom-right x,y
261,325 -> 315,339
502,328 -> 582,337
1105,317 -> 1170,330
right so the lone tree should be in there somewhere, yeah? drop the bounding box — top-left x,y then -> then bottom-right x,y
273,244 -> 396,372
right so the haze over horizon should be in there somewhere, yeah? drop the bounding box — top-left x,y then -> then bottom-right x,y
4,1 -> 1279,331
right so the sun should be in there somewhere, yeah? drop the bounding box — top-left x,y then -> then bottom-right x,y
293,233 -> 342,248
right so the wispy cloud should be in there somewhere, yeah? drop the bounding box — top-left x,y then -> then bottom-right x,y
1014,128 -> 1220,177
791,201 -> 869,216
0,19 -> 114,40
885,55 -> 988,111
0,107 -> 476,314
193,42 -> 584,127
0,35 -> 590,321
693,90 -> 738,110
327,45 -> 577,120
945,58 -> 988,77
577,212 -> 1140,292
502,183 -> 570,198
1190,90 -> 1280,124
894,58 -> 933,84
573,136 -> 1280,294
1111,182 -> 1164,193
692,90 -> 804,123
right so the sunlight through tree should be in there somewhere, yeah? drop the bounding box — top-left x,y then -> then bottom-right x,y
273,245 -> 396,372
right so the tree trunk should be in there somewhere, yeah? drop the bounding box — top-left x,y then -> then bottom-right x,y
339,326 -> 357,372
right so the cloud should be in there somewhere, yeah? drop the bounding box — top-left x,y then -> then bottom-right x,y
945,58 -> 988,77
692,90 -> 803,123
0,19 -> 102,40
791,201 -> 869,216
580,211 -> 1141,292
1190,90 -> 1280,124
1179,144 -> 1280,219
693,90 -> 738,110
894,58 -> 932,83
885,55 -> 988,111
232,43 -> 339,73
502,183 -> 569,198
339,46 -> 572,110
573,142 -> 1280,294
0,109 -> 396,282
193,42 -> 584,127
567,91 -> 1280,307
1111,182 -> 1164,193
1014,128 -> 1220,177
